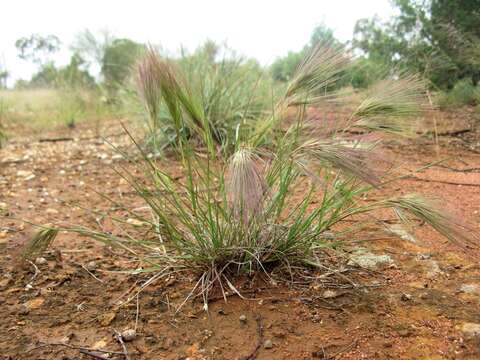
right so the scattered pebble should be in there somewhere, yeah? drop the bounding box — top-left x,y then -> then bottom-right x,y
322,290 -> 338,299
401,293 -> 413,301
126,218 -> 144,227
121,329 -> 136,342
264,339 -> 273,349
17,304 -> 30,315
85,261 -> 97,271
239,314 -> 247,323
460,284 -> 480,295
460,323 -> 480,337
347,249 -> 394,270
388,224 -> 416,243
35,257 -> 48,265
425,260 -> 443,279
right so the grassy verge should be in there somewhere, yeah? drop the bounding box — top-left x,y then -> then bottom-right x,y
0,88 -> 116,136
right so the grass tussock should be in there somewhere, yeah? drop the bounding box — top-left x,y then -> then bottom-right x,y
51,44 -> 477,309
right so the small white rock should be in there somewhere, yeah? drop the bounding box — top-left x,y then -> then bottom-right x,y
239,314 -> 247,323
35,257 -> 48,265
322,290 -> 338,299
85,261 -> 97,271
121,329 -> 136,342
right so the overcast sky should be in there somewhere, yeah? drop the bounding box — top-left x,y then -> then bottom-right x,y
0,0 -> 396,86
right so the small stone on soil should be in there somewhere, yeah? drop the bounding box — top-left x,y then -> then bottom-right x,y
460,284 -> 480,295
347,248 -> 393,270
17,304 -> 30,315
460,323 -> 480,337
322,290 -> 338,299
264,339 -> 273,349
239,314 -> 247,323
121,329 -> 136,342
35,257 -> 48,265
85,261 -> 97,271
401,293 -> 413,301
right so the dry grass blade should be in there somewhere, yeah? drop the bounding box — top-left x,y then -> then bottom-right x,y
22,227 -> 59,260
386,194 -> 478,250
293,139 -> 380,185
350,74 -> 427,133
286,42 -> 351,106
135,49 -> 162,129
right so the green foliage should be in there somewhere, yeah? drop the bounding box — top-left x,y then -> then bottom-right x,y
436,80 -> 480,108
353,0 -> 480,90
15,34 -> 60,65
271,51 -> 305,82
346,58 -> 385,89
20,53 -> 96,90
29,62 -> 58,88
57,53 -> 96,88
60,45 -> 476,306
135,42 -> 271,154
0,68 -> 8,89
102,38 -> 144,96
270,23 -> 341,82
0,88 -> 113,131
71,29 -> 114,68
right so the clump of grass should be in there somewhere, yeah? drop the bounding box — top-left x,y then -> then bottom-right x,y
58,44 -> 477,309
436,80 -> 480,109
135,42 -> 271,154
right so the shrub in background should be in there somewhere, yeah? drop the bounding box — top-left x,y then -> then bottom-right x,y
436,79 -> 480,109
135,42 -> 272,154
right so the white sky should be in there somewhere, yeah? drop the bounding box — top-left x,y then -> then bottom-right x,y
0,0 -> 395,86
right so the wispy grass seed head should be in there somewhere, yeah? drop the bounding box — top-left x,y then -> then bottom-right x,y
227,147 -> 267,225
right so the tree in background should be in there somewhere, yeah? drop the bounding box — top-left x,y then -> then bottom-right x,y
28,62 -> 59,88
71,29 -> 115,78
57,53 -> 96,88
15,34 -> 61,66
353,0 -> 480,89
0,69 -> 8,89
15,34 -> 62,88
271,23 -> 340,82
101,38 -> 144,97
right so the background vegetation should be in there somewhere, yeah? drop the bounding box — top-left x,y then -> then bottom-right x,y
1,0 -> 479,144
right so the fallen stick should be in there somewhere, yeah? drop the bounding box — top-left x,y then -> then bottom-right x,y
434,164 -> 480,173
114,329 -> 131,360
241,314 -> 264,360
408,176 -> 480,187
27,341 -> 124,355
326,339 -> 358,359
79,349 -> 111,360
39,137 -> 74,143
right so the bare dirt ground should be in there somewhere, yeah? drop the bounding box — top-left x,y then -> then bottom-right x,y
1,110 -> 480,359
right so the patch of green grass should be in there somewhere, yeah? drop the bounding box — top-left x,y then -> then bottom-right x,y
56,44 -> 476,309
436,80 -> 480,109
0,88 -> 115,135
135,43 -> 273,155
